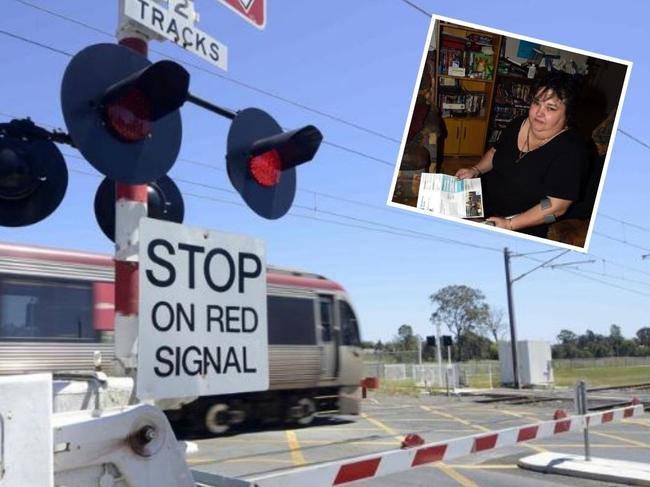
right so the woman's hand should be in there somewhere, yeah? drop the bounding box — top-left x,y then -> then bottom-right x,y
455,167 -> 478,179
486,216 -> 513,230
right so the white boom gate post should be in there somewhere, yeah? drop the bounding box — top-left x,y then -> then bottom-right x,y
189,403 -> 644,487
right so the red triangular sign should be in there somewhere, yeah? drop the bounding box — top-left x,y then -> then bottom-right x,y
217,0 -> 266,29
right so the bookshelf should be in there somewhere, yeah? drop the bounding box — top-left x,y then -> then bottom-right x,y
486,60 -> 537,147
435,22 -> 502,157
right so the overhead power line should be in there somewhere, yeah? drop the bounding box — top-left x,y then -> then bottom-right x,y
0,28 -> 396,168
397,0 -> 432,17
7,2 -> 650,157
599,214 -> 650,234
11,0 -> 401,144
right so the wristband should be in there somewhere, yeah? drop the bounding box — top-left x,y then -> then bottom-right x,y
472,166 -> 481,177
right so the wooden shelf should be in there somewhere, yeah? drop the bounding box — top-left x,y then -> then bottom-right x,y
439,75 -> 495,83
435,21 -> 502,156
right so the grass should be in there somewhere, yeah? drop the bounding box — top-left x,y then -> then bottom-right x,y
465,365 -> 650,388
373,364 -> 650,393
553,364 -> 650,387
378,379 -> 423,397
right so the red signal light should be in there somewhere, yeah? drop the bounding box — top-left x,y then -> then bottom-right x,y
249,149 -> 281,187
104,87 -> 151,142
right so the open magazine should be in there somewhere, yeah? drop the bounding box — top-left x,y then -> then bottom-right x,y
416,173 -> 484,218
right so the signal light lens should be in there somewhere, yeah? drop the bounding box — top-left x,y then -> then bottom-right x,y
0,148 -> 39,200
104,87 -> 151,142
249,149 -> 282,187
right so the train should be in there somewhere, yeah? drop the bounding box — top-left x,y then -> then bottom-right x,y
0,241 -> 364,433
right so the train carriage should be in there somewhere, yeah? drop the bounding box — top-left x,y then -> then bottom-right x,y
0,241 -> 363,433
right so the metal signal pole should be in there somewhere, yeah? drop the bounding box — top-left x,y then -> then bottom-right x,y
113,5 -> 150,376
503,248 -> 520,389
502,247 -> 593,390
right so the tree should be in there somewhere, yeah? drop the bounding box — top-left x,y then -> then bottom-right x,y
395,324 -> 418,351
430,285 -> 489,361
609,324 -> 624,356
557,329 -> 577,344
637,327 -> 650,347
483,306 -> 506,343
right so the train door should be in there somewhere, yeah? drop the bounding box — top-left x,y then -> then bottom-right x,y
336,299 -> 362,386
318,295 -> 338,379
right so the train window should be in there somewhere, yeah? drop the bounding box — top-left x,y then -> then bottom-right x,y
267,295 -> 316,345
0,276 -> 97,341
339,301 -> 361,346
319,296 -> 333,342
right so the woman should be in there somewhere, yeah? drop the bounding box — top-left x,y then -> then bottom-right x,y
456,73 -> 588,238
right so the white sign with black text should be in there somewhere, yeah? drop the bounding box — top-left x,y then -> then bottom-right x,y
137,218 -> 268,400
124,0 -> 228,71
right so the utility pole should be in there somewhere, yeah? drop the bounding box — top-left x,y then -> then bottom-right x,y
503,248 -> 520,389
502,247 -> 593,390
436,322 -> 443,387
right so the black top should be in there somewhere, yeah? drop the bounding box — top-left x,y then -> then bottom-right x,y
482,116 -> 588,237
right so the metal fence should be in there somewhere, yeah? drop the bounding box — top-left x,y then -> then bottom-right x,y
364,356 -> 650,389
363,361 -> 500,388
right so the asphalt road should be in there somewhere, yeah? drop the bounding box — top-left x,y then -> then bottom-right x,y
188,389 -> 650,486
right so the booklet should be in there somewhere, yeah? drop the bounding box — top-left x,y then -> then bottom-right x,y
416,173 -> 484,218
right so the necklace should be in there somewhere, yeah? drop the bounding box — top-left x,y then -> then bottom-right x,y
517,120 -> 566,162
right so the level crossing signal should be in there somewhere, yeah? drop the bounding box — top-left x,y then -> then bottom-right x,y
0,119 -> 68,227
226,108 -> 323,219
61,43 -> 189,184
94,175 -> 184,241
4,42 -> 325,229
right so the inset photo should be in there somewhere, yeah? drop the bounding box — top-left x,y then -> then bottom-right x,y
388,15 -> 632,251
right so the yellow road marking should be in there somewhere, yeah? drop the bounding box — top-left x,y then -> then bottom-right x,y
224,457 -> 294,465
189,457 -> 293,466
420,405 -> 490,432
624,418 -> 650,428
452,464 -> 519,470
591,430 -> 650,447
499,409 -> 540,421
522,443 -> 547,453
435,463 -> 481,487
285,430 -> 306,465
360,413 -> 399,435
535,443 -> 640,448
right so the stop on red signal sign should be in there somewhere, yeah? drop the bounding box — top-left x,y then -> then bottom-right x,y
217,0 -> 266,29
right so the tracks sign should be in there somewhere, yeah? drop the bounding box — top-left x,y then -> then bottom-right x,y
137,218 -> 269,400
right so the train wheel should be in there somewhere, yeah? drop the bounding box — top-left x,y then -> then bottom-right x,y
289,397 -> 316,426
204,401 -> 247,434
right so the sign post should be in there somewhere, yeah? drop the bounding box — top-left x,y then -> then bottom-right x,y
137,218 -> 269,400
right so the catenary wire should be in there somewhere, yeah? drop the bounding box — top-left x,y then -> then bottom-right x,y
66,160 -> 503,252
599,214 -> 650,234
11,0 -> 402,144
8,1 -> 650,158
397,0 -> 432,17
6,108 -> 650,264
0,29 -> 396,167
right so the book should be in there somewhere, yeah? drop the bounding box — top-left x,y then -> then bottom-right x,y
416,173 -> 484,218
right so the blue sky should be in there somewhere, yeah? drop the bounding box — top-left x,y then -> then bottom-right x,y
1,0 -> 649,345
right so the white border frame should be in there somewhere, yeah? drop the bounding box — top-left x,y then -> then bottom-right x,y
386,14 -> 633,253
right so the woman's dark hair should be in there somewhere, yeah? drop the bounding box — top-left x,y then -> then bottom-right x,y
532,72 -> 581,127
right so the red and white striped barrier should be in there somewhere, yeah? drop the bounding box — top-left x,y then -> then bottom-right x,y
228,403 -> 642,486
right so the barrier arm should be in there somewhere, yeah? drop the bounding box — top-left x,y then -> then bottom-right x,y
192,402 -> 643,487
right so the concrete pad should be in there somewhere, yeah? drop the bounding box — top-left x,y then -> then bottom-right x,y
518,451 -> 650,486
